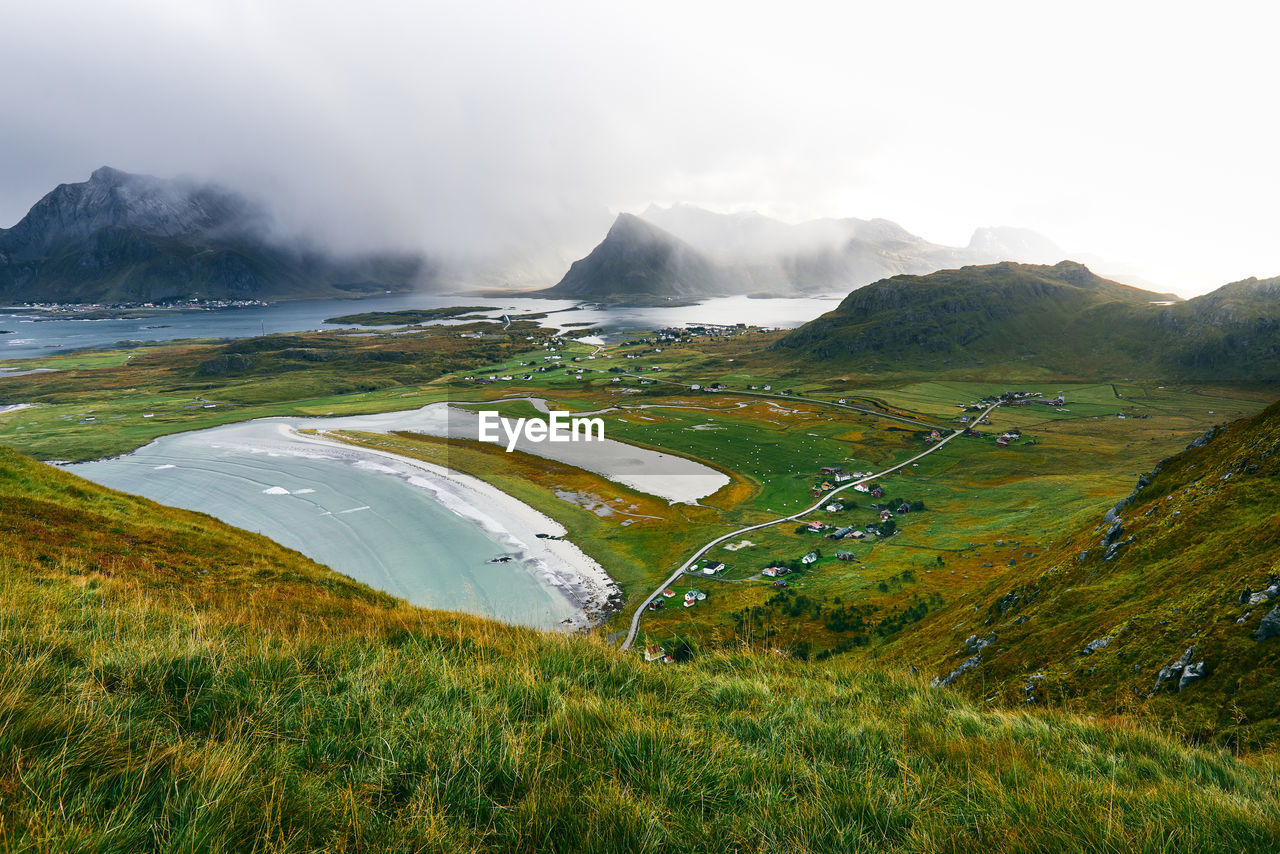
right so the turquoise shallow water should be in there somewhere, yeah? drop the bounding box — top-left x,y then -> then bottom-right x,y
68,418 -> 589,630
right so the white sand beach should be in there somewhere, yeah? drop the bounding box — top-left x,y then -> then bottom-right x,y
293,426 -> 622,629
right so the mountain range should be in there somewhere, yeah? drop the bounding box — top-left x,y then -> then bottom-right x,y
0,167 -> 428,304
536,203 -> 1072,301
777,261 -> 1280,382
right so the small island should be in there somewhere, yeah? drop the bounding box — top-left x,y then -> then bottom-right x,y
325,306 -> 500,326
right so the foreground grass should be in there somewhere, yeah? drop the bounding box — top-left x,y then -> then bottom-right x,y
2,447 -> 1279,851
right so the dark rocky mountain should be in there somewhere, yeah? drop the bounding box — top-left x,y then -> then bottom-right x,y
777,261 -> 1280,382
0,167 -> 427,304
544,204 -> 1079,300
536,213 -> 731,302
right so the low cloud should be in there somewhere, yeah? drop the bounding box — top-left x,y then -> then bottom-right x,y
1,1 -> 1278,295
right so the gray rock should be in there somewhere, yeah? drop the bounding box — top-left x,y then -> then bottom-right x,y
1103,536 -> 1134,561
1186,426 -> 1222,450
1153,646 -> 1206,694
1255,606 -> 1280,642
933,654 -> 982,687
1247,583 -> 1280,607
1024,672 -> 1045,703
1178,660 -> 1207,690
964,633 -> 996,653
1101,519 -> 1124,548
1082,637 -> 1110,655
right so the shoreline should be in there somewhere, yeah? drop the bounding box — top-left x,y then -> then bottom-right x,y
289,426 -> 624,632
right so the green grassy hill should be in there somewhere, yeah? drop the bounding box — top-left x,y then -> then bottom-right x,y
887,398 -> 1280,748
1,444 -> 1279,851
776,261 -> 1280,382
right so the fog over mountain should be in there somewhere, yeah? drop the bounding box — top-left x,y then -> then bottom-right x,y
0,167 -> 426,303
2,2 -> 1279,296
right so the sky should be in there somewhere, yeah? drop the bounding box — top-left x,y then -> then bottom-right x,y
1,0 -> 1277,296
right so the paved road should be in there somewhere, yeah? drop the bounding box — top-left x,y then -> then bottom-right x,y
620,400 -> 1001,651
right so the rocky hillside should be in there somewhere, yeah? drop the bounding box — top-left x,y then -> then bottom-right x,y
536,213 -> 731,302
890,398 -> 1280,747
0,167 -> 427,304
777,261 -> 1280,381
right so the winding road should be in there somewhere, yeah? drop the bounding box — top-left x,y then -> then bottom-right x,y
620,400 -> 1001,651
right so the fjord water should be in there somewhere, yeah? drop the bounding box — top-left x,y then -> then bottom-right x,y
0,293 -> 842,359
68,419 -> 589,630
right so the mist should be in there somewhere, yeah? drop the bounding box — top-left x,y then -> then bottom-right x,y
2,1 -> 1278,295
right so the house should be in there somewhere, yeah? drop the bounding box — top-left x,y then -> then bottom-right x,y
762,566 -> 789,578
662,588 -> 676,598
820,482 -> 833,491
835,551 -> 857,561
762,385 -> 771,391
825,502 -> 843,513
772,579 -> 788,588
820,466 -> 843,475
702,561 -> 725,575
880,509 -> 893,522
690,384 -> 701,391
870,487 -> 885,499
897,503 -> 911,514
647,599 -> 664,611
644,644 -> 664,662
849,530 -> 866,539
807,521 -> 827,532
930,430 -> 942,441
801,552 -> 818,565
829,526 -> 856,539
854,484 -> 870,493
834,473 -> 852,483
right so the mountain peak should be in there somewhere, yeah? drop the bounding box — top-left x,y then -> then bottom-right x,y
967,226 -> 1065,265
538,212 -> 726,301
0,168 -> 425,303
88,165 -> 135,186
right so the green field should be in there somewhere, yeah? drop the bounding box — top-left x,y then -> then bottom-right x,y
1,322 -> 1275,725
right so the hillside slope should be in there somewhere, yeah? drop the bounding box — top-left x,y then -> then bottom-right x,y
889,399 -> 1280,747
1,444 -> 1279,851
0,167 -> 426,303
777,261 -> 1280,381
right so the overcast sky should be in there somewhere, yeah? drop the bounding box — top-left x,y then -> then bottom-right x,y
1,0 -> 1277,295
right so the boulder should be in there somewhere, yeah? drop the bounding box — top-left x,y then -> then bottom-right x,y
1255,606 -> 1280,642
1152,646 -> 1206,694
1082,637 -> 1110,655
